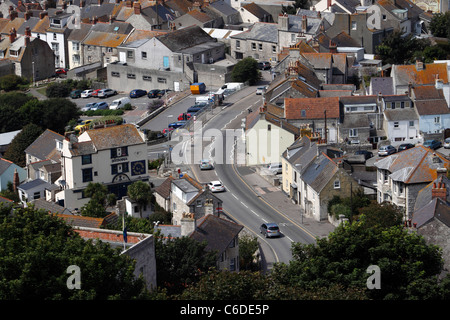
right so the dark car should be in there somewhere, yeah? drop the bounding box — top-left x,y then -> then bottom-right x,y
187,105 -> 206,114
157,89 -> 172,98
168,120 -> 187,129
130,89 -> 147,98
423,140 -> 441,150
257,61 -> 271,70
260,223 -> 281,238
70,89 -> 82,99
398,143 -> 415,151
148,89 -> 161,98
355,150 -> 373,160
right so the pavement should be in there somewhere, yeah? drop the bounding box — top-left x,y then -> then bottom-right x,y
234,165 -> 336,240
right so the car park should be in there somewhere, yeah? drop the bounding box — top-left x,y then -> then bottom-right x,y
397,143 -> 415,151
81,89 -> 94,98
91,101 -> 108,110
355,150 -> 373,159
130,89 -> 147,98
257,61 -> 271,70
260,223 -> 280,238
378,145 -> 397,157
70,89 -> 82,99
208,181 -> 225,192
423,139 -> 441,150
81,102 -> 96,112
98,88 -> 117,98
199,159 -> 213,170
148,89 -> 161,98
444,137 -> 450,149
75,119 -> 93,131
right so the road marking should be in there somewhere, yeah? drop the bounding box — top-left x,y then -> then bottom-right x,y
251,210 -> 259,217
240,201 -> 248,208
232,193 -> 239,200
286,236 -> 294,242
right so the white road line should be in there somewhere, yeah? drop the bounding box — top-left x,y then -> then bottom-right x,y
232,193 -> 239,200
240,202 -> 248,208
251,210 -> 259,217
286,236 -> 294,242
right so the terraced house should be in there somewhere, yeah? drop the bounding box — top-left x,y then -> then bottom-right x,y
56,124 -> 148,211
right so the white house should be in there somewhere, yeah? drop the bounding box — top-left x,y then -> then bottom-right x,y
56,124 -> 148,210
17,178 -> 53,207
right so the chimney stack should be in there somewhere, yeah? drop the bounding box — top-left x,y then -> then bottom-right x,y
180,213 -> 196,236
13,168 -> 19,194
133,1 -> 141,14
39,11 -> 48,19
25,35 -> 30,46
24,10 -> 31,20
329,40 -> 337,53
431,176 -> 447,202
25,26 -> 31,37
301,15 -> 307,33
9,28 -> 16,43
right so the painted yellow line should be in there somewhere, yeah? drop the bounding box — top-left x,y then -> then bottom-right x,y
231,163 -> 317,241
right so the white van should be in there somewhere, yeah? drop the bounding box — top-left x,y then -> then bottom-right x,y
110,97 -> 131,110
268,162 -> 282,174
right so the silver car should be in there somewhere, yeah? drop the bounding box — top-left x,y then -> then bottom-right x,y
378,145 -> 396,157
260,223 -> 281,238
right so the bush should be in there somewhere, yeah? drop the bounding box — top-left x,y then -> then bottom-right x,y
46,82 -> 71,97
0,75 -> 29,91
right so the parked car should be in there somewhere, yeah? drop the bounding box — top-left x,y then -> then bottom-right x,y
161,128 -> 173,136
423,139 -> 441,150
355,150 -> 373,159
110,97 -> 131,110
208,181 -> 225,192
257,61 -> 271,70
91,101 -> 108,110
260,223 -> 280,238
397,143 -> 415,151
55,68 -> 68,75
81,102 -> 96,112
168,120 -> 186,129
91,89 -> 102,97
98,88 -> 117,98
187,105 -> 206,114
268,163 -> 282,174
81,89 -> 94,98
178,113 -> 191,121
256,86 -> 266,95
148,89 -> 161,98
157,89 -> 172,98
378,145 -> 397,157
444,137 -> 450,149
130,89 -> 147,98
70,89 -> 82,99
199,159 -> 213,170
75,119 -> 93,131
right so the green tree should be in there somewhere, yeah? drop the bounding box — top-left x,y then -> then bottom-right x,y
154,232 -> 217,295
127,181 -> 152,218
239,235 -> 260,271
46,82 -> 72,98
0,74 -> 29,91
357,201 -> 404,230
80,182 -> 114,218
376,31 -> 430,65
231,57 -> 261,85
41,98 -> 79,134
3,123 -> 43,166
0,205 -> 149,299
429,11 -> 450,39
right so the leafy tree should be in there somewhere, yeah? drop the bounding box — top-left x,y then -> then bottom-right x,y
154,232 -> 217,295
0,74 -> 29,91
127,181 -> 152,218
46,82 -> 72,98
80,182 -> 116,218
239,235 -> 260,271
231,57 -> 261,85
376,31 -> 430,65
281,0 -> 309,14
357,201 -> 404,230
0,205 -> 149,299
429,11 -> 450,39
40,98 -> 79,134
3,123 -> 43,166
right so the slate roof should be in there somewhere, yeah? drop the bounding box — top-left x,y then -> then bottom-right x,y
80,124 -> 145,150
341,113 -> 370,128
67,23 -> 92,41
393,63 -> 448,86
18,178 -> 52,191
414,175 -> 450,213
24,129 -> 64,162
230,22 -> 278,43
190,214 -> 243,255
242,2 -> 271,19
413,86 -> 449,116
370,77 -> 394,95
56,213 -> 105,228
68,140 -> 96,157
154,176 -> 175,199
31,198 -> 71,215
301,153 -> 338,193
156,25 -> 215,51
375,145 -> 450,184
339,95 -> 377,106
0,158 -> 14,175
384,107 -> 418,121
82,30 -> 127,47
284,97 -> 340,120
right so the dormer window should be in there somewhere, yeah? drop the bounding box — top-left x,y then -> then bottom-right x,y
9,49 -> 18,57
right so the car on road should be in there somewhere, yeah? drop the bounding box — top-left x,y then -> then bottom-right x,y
98,88 -> 117,98
378,145 -> 397,157
444,137 -> 450,149
130,89 -> 147,98
168,120 -> 187,129
81,102 -> 96,112
161,128 -> 173,136
91,101 -> 108,110
256,86 -> 266,95
157,89 -> 172,98
70,89 -> 82,99
148,89 -> 161,98
178,113 -> 191,121
423,139 -> 441,150
208,181 -> 225,192
257,61 -> 271,70
199,159 -> 213,170
398,143 -> 415,151
355,150 -> 373,159
75,119 -> 93,131
91,89 -> 101,97
81,89 -> 94,98
260,223 -> 280,238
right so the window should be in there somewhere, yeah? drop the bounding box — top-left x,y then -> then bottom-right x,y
394,121 -> 399,128
72,42 -> 80,51
258,43 -> 263,51
196,199 -> 202,207
9,50 -> 18,57
111,147 -> 128,158
111,71 -> 120,77
409,121 -> 414,127
106,47 -> 113,53
81,154 -> 92,165
157,78 -> 167,84
127,73 -> 136,79
73,54 -> 80,63
435,116 -> 440,123
236,40 -> 240,49
142,51 -> 147,59
143,75 -> 152,81
53,33 -> 57,40
33,191 -> 41,200
349,129 -> 358,137
251,43 -> 256,51
82,168 -> 93,183
272,45 -> 276,53
334,180 -> 340,189
267,124 -> 271,131
230,258 -> 236,271
127,50 -> 133,58
111,162 -> 129,174
301,110 -> 306,117
351,21 -> 357,30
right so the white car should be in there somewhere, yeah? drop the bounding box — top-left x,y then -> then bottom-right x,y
81,89 -> 94,98
208,181 -> 225,192
256,86 -> 266,95
444,137 -> 450,149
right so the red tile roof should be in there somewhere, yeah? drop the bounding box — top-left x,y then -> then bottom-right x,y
284,97 -> 340,120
